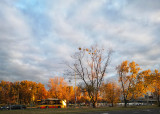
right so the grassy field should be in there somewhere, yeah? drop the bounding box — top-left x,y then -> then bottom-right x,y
0,105 -> 159,114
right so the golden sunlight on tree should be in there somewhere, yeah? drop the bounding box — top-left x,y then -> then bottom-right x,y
0,80 -> 47,105
152,70 -> 160,106
67,45 -> 112,108
117,61 -> 142,107
101,82 -> 120,107
48,77 -> 68,100
144,69 -> 160,106
1,62 -> 160,108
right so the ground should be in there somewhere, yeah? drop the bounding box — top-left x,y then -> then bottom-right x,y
0,106 -> 160,114
87,109 -> 160,114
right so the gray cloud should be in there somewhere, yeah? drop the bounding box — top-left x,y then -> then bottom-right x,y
0,0 -> 160,85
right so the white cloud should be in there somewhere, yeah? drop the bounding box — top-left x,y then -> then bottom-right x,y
0,0 -> 160,84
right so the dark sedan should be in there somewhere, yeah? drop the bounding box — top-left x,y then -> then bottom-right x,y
0,105 -> 26,110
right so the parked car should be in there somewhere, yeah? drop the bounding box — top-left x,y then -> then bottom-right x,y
11,105 -> 26,109
0,105 -> 10,110
0,105 -> 26,110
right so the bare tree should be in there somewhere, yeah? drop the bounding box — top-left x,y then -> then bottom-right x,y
66,45 -> 112,108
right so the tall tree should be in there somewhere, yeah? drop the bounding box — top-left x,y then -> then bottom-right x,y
144,69 -> 160,106
134,69 -> 152,99
117,61 -> 141,107
152,70 -> 160,106
67,46 -> 112,108
0,81 -> 12,104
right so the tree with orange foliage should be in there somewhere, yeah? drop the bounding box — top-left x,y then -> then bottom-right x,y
0,81 -> 12,104
75,86 -> 86,104
18,80 -> 37,104
144,69 -> 160,106
152,70 -> 160,106
101,82 -> 120,107
117,61 -> 141,107
78,88 -> 90,104
48,77 -> 68,100
36,83 -> 48,100
0,80 -> 48,105
134,69 -> 152,99
18,81 -> 48,104
65,86 -> 75,104
12,81 -> 21,104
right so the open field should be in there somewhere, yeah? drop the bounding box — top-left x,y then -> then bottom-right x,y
0,106 -> 160,114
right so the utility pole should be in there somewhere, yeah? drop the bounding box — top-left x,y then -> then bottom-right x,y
17,82 -> 20,104
17,87 -> 19,104
75,69 -> 77,107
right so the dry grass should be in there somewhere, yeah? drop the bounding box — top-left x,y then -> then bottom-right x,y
0,105 -> 159,114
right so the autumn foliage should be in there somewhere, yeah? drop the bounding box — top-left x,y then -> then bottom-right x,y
101,82 -> 120,107
117,61 -> 142,107
117,60 -> 160,107
0,80 -> 47,105
0,78 -> 90,105
0,60 -> 160,107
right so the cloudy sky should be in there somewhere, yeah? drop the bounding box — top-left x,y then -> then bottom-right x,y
0,0 -> 160,85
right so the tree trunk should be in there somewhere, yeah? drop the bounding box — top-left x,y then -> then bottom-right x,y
92,101 -> 97,108
112,102 -> 114,107
157,95 -> 160,107
124,99 -> 127,107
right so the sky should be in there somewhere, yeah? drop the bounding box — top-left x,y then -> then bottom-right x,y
0,0 -> 160,85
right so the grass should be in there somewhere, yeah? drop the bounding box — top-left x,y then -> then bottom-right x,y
0,105 -> 159,114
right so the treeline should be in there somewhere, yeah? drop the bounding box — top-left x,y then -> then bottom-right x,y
0,60 -> 160,107
0,77 -> 90,105
0,80 -> 47,105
